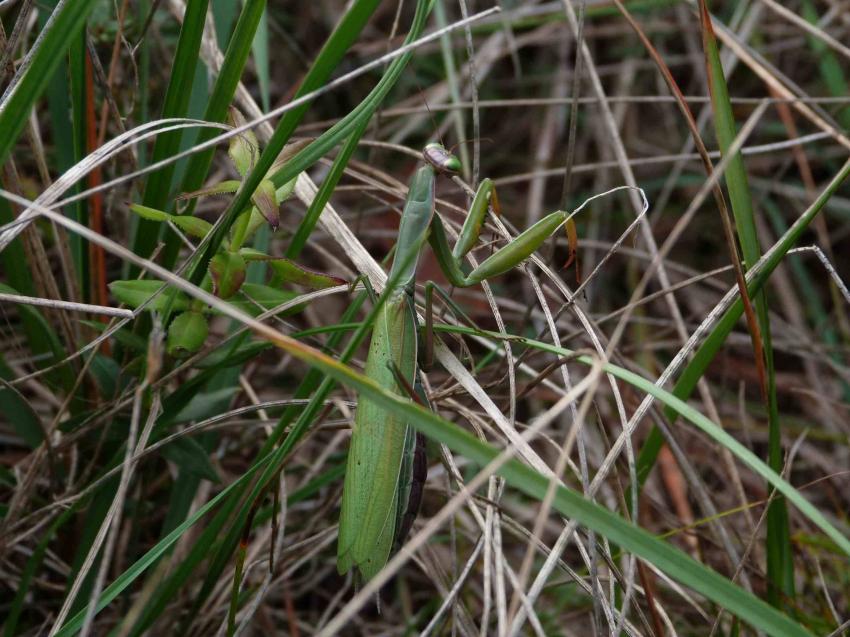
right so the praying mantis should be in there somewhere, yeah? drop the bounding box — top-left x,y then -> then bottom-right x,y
337,142 -> 579,582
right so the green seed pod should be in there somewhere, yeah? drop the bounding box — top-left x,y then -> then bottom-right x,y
167,311 -> 209,358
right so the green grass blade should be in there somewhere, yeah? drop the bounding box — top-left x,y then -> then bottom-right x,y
285,114 -> 371,259
699,0 -> 792,604
0,0 -> 100,165
251,7 -> 270,112
132,0 -> 211,260
632,154 -> 850,551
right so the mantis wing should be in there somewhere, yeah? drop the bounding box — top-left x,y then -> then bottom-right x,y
337,293 -> 418,582
338,162 -> 434,582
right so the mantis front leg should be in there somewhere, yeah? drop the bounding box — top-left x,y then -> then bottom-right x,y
427,175 -> 574,288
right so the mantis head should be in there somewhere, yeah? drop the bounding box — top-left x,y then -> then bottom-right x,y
423,142 -> 462,175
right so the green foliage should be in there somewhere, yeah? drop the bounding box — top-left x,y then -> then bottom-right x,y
167,311 -> 209,357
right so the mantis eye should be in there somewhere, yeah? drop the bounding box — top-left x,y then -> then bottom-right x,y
442,155 -> 462,173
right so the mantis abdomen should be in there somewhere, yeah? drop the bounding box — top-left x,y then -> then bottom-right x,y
337,292 -> 418,582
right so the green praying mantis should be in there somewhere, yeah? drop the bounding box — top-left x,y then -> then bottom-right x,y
337,142 -> 580,582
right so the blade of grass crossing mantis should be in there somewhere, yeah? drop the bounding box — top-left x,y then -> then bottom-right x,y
699,0 -> 792,605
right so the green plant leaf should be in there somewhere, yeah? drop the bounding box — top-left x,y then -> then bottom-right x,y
108,280 -> 191,312
130,204 -> 171,222
0,0 -> 101,164
175,180 -> 242,201
209,251 -> 247,299
172,215 -> 215,240
250,178 -> 279,230
167,311 -> 209,357
699,0 -> 790,604
228,282 -> 303,315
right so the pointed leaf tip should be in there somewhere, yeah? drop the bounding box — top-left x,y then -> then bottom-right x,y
251,179 -> 280,230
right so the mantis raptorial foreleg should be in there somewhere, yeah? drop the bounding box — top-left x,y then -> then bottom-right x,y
337,143 -> 577,583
